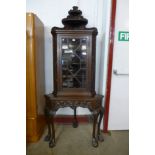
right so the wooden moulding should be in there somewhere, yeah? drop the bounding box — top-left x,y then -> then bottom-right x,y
26,115 -> 46,143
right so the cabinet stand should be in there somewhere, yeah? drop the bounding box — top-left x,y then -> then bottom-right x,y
44,94 -> 104,147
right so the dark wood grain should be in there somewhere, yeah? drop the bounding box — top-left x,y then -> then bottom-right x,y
44,6 -> 104,148
51,6 -> 97,97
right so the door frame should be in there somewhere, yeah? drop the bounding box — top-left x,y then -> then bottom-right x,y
103,0 -> 117,133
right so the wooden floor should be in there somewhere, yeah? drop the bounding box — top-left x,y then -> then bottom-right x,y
27,124 -> 129,155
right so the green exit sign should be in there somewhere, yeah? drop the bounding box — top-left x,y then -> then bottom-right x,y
118,31 -> 129,41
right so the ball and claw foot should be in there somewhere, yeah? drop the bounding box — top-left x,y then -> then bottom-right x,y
49,138 -> 56,148
44,134 -> 51,141
97,134 -> 104,142
92,137 -> 98,147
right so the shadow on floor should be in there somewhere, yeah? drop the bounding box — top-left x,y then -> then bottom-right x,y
27,124 -> 129,155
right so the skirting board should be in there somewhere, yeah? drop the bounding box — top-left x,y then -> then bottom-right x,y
54,115 -> 91,124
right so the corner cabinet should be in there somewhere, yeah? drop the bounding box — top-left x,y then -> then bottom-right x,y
51,6 -> 98,97
44,7 -> 104,148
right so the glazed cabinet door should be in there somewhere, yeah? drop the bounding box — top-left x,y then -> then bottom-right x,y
56,34 -> 92,96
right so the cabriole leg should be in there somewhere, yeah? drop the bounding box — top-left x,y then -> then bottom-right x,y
72,107 -> 78,128
49,114 -> 56,148
92,112 -> 99,147
97,107 -> 104,142
44,107 -> 52,142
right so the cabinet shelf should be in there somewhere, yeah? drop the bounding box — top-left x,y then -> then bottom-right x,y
62,67 -> 86,70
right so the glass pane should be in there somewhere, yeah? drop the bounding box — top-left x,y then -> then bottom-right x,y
61,38 -> 88,88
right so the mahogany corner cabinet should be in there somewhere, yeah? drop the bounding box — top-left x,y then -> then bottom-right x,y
44,6 -> 104,148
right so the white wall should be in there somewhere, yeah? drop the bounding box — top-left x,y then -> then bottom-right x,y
26,0 -> 111,116
108,0 -> 129,130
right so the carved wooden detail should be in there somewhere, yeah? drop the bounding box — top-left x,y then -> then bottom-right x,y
44,6 -> 104,148
45,94 -> 102,114
62,6 -> 88,29
44,94 -> 104,147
